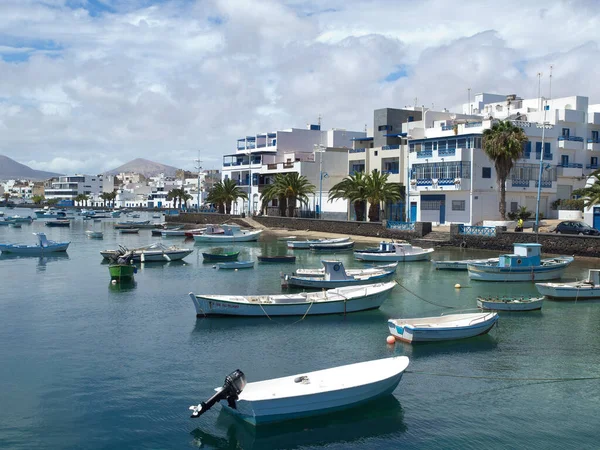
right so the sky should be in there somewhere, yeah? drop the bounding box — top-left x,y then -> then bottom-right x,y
1,0 -> 600,174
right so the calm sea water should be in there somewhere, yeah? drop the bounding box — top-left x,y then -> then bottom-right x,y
1,208 -> 599,450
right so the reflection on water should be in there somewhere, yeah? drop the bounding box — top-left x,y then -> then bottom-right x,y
191,395 -> 406,450
399,333 -> 498,359
108,279 -> 137,292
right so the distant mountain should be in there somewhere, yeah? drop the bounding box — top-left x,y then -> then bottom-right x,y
0,155 -> 62,180
104,158 -> 179,177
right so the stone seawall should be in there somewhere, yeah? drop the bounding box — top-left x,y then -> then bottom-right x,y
165,212 -> 246,226
450,224 -> 600,257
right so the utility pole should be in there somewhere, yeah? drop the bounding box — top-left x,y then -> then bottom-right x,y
195,151 -> 202,212
535,98 -> 553,241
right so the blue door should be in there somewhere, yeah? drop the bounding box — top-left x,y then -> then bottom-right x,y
594,207 -> 600,230
440,201 -> 446,224
410,203 -> 417,223
561,155 -> 569,166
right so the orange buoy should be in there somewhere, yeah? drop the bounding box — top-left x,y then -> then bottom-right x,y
386,335 -> 396,345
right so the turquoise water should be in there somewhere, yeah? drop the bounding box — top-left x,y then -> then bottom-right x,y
1,208 -> 600,449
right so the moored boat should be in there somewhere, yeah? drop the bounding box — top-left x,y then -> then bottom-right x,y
189,281 -> 396,317
467,243 -> 574,282
388,312 -> 499,343
216,260 -> 255,270
119,228 -> 139,234
188,356 -> 410,425
432,258 -> 498,270
202,251 -> 240,262
310,241 -> 355,251
282,260 -> 397,289
0,232 -> 70,255
193,224 -> 262,243
477,296 -> 544,311
100,243 -> 193,262
85,230 -> 104,239
535,269 -> 600,299
354,241 -> 434,262
5,215 -> 34,224
295,262 -> 398,277
109,263 -> 137,282
258,255 -> 296,263
287,237 -> 350,249
45,219 -> 71,227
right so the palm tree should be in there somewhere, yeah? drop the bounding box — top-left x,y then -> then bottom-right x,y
206,183 -> 225,213
206,179 -> 247,214
482,120 -> 528,219
573,175 -> 600,208
260,175 -> 287,216
74,194 -> 86,206
364,170 -> 402,222
180,192 -> 193,210
100,192 -> 111,208
279,173 -> 315,217
329,172 -> 368,221
166,188 -> 180,209
2,192 -> 10,202
32,195 -> 45,205
108,191 -> 117,208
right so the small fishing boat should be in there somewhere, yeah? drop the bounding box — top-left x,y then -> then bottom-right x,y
111,211 -> 122,218
202,251 -> 240,262
119,228 -> 139,234
188,356 -> 410,425
310,241 -> 355,251
9,222 -> 22,228
354,241 -> 434,262
388,312 -> 499,343
0,232 -> 70,255
216,260 -> 255,270
535,269 -> 600,299
295,262 -> 398,277
287,237 -> 350,249
432,258 -> 498,271
85,230 -> 104,239
189,281 -> 397,317
45,219 -> 71,227
5,215 -> 34,224
193,224 -> 262,243
468,243 -> 574,282
115,221 -> 158,229
282,260 -> 397,289
477,296 -> 544,311
100,243 -> 193,262
258,255 -> 296,263
278,235 -> 297,241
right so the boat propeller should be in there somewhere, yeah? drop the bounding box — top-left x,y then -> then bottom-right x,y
189,369 -> 246,419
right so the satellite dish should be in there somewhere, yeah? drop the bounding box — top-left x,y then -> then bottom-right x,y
450,114 -> 457,120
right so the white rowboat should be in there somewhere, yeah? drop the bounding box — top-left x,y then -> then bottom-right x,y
354,241 -> 434,262
535,269 -> 600,299
477,297 -> 544,311
295,262 -> 398,277
193,224 -> 262,243
432,258 -> 498,270
287,237 -> 350,249
216,261 -> 255,270
189,282 -> 397,317
188,356 -> 410,425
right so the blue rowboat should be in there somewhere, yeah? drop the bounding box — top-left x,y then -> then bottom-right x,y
0,232 -> 70,255
258,255 -> 296,263
216,261 -> 255,269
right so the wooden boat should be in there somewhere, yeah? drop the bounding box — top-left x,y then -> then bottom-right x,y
85,230 -> 104,239
282,260 -> 397,289
216,260 -> 255,270
0,232 -> 70,255
162,227 -> 204,237
9,222 -> 22,228
258,255 -> 296,263
432,258 -> 498,270
202,251 -> 240,262
535,269 -> 600,299
189,281 -> 396,317
45,219 -> 71,227
354,241 -> 434,262
467,243 -> 574,282
310,241 -> 355,251
287,237 -> 350,249
193,224 -> 262,243
119,228 -> 139,234
295,262 -> 398,277
388,312 -> 499,343
5,215 -> 34,224
188,356 -> 410,425
100,243 -> 193,262
109,264 -> 137,282
477,296 -> 544,311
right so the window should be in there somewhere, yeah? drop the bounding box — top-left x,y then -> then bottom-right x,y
482,167 -> 491,178
421,201 -> 442,210
374,151 -> 378,156
378,125 -> 391,131
592,131 -> 599,142
408,116 -> 414,122
561,155 -> 569,166
452,200 -> 466,211
562,128 -> 570,137
591,157 -> 598,166
272,198 -> 278,207
510,202 -> 518,213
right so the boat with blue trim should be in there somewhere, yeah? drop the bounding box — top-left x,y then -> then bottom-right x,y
467,243 -> 573,282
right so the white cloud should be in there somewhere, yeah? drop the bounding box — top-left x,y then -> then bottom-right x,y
1,0 -> 600,173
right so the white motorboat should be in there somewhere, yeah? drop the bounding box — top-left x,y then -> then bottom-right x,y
0,232 -> 70,255
100,243 -> 193,262
287,237 -> 350,249
188,356 -> 410,425
535,269 -> 600,299
388,312 -> 498,343
295,262 -> 398,277
432,258 -> 498,270
161,227 -> 205,237
477,296 -> 544,311
189,282 -> 397,317
282,260 -> 397,289
468,243 -> 574,282
354,241 -> 434,262
193,224 -> 262,243
85,230 -> 104,239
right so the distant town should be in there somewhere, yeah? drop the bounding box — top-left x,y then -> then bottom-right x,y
1,91 -> 599,227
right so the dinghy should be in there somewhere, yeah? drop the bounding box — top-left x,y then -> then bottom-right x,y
258,255 -> 296,263
100,243 -> 193,262
119,228 -> 139,234
432,258 -> 498,270
188,356 -> 410,425
287,237 -> 350,249
388,312 -> 498,343
189,282 -> 397,317
0,232 -> 70,255
216,261 -> 255,270
282,260 -> 397,289
310,241 -> 355,251
85,230 -> 104,239
193,224 -> 262,243
295,262 -> 398,277
202,251 -> 240,262
354,241 -> 434,262
477,296 -> 544,311
535,269 -> 600,299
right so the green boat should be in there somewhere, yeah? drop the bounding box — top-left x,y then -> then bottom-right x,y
202,251 -> 240,262
109,264 -> 137,282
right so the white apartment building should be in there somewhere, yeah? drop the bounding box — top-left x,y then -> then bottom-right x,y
222,124 -> 366,219
45,175 -> 114,204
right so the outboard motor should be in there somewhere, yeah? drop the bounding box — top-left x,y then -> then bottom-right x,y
189,370 -> 246,418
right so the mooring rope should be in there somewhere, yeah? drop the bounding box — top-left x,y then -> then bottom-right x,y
397,283 -> 458,309
405,370 -> 600,382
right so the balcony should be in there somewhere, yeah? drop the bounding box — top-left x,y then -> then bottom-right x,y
464,121 -> 483,128
586,164 -> 599,170
587,139 -> 600,152
416,150 -> 432,159
535,180 -> 552,188
438,148 -> 456,157
349,148 -> 366,154
558,135 -> 584,150
535,152 -> 553,160
557,109 -> 585,123
382,145 -> 400,151
415,178 -> 433,186
557,163 -> 583,177
511,179 -> 530,188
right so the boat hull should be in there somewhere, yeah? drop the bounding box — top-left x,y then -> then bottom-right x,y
190,285 -> 394,317
287,237 -> 350,249
0,243 -> 69,255
100,249 -> 193,262
193,230 -> 262,243
258,256 -> 296,263
388,313 -> 498,343
535,282 -> 600,299
109,264 -> 136,281
468,259 -> 573,282
202,252 -> 239,261
217,261 -> 255,269
284,270 -> 395,289
477,298 -> 543,311
355,249 -> 433,262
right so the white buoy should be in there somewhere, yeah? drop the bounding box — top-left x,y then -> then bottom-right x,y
235,269 -> 238,272
111,280 -> 117,285
455,283 -> 461,289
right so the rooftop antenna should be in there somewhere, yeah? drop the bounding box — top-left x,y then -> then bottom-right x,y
364,123 -> 368,133
414,97 -> 418,108
537,72 -> 542,112
468,87 -> 471,115
195,150 -> 203,212
549,65 -> 553,101
318,114 -> 322,127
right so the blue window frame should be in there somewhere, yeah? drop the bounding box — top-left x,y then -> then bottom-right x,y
561,155 -> 569,166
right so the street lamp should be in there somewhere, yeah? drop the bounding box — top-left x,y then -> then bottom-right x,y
315,144 -> 327,218
195,152 -> 202,212
403,132 -> 414,222
535,99 -> 553,240
247,150 -> 253,216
